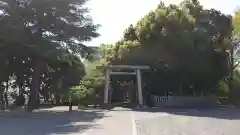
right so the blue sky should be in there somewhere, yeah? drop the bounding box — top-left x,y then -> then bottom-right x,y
86,0 -> 240,46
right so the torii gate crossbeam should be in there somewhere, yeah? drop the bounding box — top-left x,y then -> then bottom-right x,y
104,65 -> 150,107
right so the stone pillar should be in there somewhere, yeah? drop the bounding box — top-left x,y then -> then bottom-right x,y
104,68 -> 110,104
136,68 -> 143,106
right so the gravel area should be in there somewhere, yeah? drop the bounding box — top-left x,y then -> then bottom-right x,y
135,108 -> 240,135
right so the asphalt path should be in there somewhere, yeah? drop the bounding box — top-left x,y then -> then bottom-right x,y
0,107 -> 240,135
134,108 -> 240,135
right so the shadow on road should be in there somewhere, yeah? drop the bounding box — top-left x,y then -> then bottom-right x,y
134,107 -> 240,120
0,108 -> 107,135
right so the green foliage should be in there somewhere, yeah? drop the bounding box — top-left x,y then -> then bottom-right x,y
123,24 -> 138,41
0,0 -> 99,110
231,69 -> 240,96
107,0 -> 232,96
220,69 -> 240,105
70,59 -> 106,105
234,9 -> 240,33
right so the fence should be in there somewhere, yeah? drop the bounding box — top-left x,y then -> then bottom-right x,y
154,96 -> 169,103
151,95 -> 218,108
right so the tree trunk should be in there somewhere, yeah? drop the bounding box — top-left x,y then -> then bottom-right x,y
229,47 -> 234,104
69,99 -> 72,112
4,79 -> 9,108
55,77 -> 63,105
50,93 -> 55,105
36,92 -> 40,107
0,88 -> 5,110
4,92 -> 8,108
54,92 -> 60,105
27,58 -> 43,111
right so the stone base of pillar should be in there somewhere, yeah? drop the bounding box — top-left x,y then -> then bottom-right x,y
136,104 -> 149,109
101,103 -> 112,110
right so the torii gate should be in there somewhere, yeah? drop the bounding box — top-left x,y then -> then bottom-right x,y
104,65 -> 150,107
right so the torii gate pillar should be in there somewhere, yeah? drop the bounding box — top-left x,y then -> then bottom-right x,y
136,68 -> 143,106
103,65 -> 149,107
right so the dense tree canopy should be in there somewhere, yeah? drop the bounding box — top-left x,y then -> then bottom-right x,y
0,0 -> 239,109
102,0 -> 233,96
0,0 -> 99,111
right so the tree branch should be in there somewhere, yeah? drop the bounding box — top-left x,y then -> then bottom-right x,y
233,61 -> 240,70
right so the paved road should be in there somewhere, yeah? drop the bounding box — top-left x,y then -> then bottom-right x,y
0,107 -> 108,135
82,107 -> 134,135
0,107 -> 134,135
1,107 -> 240,135
134,108 -> 240,135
